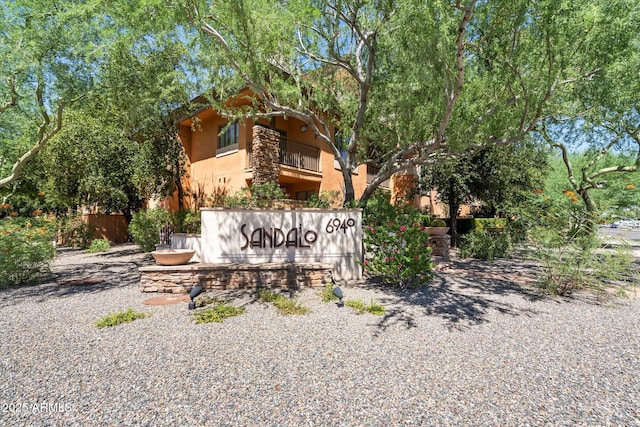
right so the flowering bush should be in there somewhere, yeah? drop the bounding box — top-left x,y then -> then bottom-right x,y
362,221 -> 433,287
0,217 -> 56,288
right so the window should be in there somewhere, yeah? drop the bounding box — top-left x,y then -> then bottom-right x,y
296,190 -> 318,201
218,122 -> 239,154
334,130 -> 349,161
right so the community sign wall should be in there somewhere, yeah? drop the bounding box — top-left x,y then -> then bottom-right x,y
200,208 -> 363,281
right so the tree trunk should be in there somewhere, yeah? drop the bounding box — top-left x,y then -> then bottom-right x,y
579,188 -> 598,235
448,178 -> 460,248
342,167 -> 355,205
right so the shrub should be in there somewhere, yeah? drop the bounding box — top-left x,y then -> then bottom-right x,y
0,217 -> 56,288
193,304 -> 246,323
307,191 -> 340,208
517,191 -> 636,296
362,220 -> 433,287
459,229 -> 510,261
171,208 -> 201,234
472,217 -> 508,231
86,238 -> 111,253
128,207 -> 171,252
429,218 -> 447,227
224,182 -> 285,208
257,288 -> 309,315
363,189 -> 430,227
57,215 -> 97,248
95,308 -> 147,328
318,284 -> 339,302
345,299 -> 386,315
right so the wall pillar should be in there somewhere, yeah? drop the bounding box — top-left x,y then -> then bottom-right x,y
252,125 -> 280,185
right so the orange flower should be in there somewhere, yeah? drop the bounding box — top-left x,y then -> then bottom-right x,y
570,197 -> 579,202
38,192 -> 45,197
534,189 -> 544,194
626,184 -> 635,190
9,211 -> 18,217
564,191 -> 576,197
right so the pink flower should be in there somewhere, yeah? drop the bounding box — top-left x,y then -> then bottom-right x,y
414,256 -> 419,260
387,221 -> 394,226
397,264 -> 402,269
420,225 -> 426,231
400,225 -> 406,231
364,260 -> 369,266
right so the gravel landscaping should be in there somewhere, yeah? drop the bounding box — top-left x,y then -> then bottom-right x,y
1,244 -> 639,426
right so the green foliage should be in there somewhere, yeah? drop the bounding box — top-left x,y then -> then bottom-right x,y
544,152 -> 640,219
86,238 -> 111,253
257,288 -> 309,315
363,220 -> 434,287
318,284 -> 339,303
223,182 -> 285,209
40,110 -> 141,213
459,230 -> 510,261
171,209 -> 201,234
95,308 -> 147,328
429,219 -> 447,227
128,207 -> 171,252
0,217 -> 56,288
517,191 -> 635,296
193,304 -> 246,324
472,218 -> 508,231
345,299 -> 386,316
57,215 -> 97,249
193,293 -> 226,308
307,191 -> 340,208
363,190 -> 429,228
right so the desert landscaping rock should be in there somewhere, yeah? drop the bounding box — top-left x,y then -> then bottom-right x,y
1,244 -> 638,425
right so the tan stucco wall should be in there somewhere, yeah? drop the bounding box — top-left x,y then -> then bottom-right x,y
176,105 -> 450,214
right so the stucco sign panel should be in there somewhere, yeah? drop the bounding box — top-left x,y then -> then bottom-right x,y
200,208 -> 363,281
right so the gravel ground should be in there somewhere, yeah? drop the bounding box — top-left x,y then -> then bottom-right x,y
1,244 -> 639,426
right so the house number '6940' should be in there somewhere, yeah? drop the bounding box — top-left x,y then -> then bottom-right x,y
325,218 -> 356,234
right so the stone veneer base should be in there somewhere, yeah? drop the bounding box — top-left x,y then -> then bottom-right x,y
139,262 -> 333,293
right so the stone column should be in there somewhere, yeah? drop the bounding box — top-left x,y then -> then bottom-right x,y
252,125 -> 280,186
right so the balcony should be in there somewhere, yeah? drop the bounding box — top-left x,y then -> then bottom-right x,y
247,138 -> 321,173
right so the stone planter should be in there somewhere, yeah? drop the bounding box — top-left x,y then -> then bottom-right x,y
151,249 -> 196,266
425,226 -> 450,236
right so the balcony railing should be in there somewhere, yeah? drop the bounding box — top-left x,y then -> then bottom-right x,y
247,139 -> 321,173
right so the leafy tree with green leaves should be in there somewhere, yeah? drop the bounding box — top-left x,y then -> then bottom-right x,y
0,0 -> 109,189
40,109 -> 141,213
534,0 -> 640,225
419,140 -> 548,246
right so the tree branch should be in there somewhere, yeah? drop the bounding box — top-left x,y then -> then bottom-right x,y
0,76 -> 18,117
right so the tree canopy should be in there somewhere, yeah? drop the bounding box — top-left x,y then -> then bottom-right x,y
1,0 -> 639,212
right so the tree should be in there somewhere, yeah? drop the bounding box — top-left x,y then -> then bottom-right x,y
0,0 -> 200,197
182,0 -> 477,204
419,139 -> 547,246
0,0 -> 109,189
40,109 -> 141,214
535,0 -> 640,223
